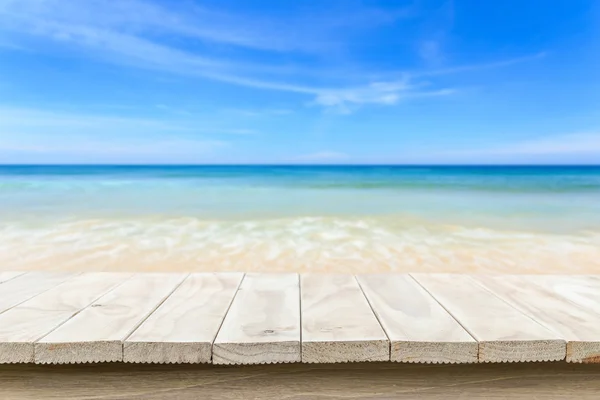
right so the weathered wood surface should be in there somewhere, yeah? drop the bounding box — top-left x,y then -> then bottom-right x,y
473,275 -> 600,363
1,272 -> 599,366
213,273 -> 301,365
3,362 -> 600,400
35,273 -> 187,364
0,272 -> 76,315
0,272 -> 130,363
301,274 -> 389,363
125,272 -> 243,364
529,275 -> 600,311
357,274 -> 477,363
412,274 -> 566,363
0,271 -> 26,284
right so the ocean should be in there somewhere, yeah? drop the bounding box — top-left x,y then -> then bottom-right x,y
1,165 -> 599,273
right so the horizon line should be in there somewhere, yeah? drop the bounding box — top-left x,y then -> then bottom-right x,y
1,164 -> 599,167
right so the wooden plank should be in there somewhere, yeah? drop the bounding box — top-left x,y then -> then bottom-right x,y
357,274 -> 477,364
0,272 -> 131,363
0,272 -> 76,314
411,274 -> 566,363
124,272 -> 243,364
212,273 -> 300,365
528,275 -> 600,311
2,362 -> 599,399
301,274 -> 389,363
473,275 -> 600,363
35,273 -> 187,364
0,271 -> 26,284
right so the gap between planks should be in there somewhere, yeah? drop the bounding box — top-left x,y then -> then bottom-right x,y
0,272 -> 597,365
411,273 -> 567,363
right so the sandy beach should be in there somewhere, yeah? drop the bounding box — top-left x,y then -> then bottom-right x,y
2,166 -> 600,274
2,0 -> 600,397
1,216 -> 599,274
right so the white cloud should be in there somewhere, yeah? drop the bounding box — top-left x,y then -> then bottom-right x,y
312,80 -> 455,113
0,106 -> 254,162
0,0 -> 408,54
490,132 -> 600,155
418,132 -> 600,164
0,5 -> 439,111
314,80 -> 409,107
0,137 -> 226,156
0,0 -> 542,113
0,122 -> 228,163
0,106 -> 256,135
413,52 -> 548,78
0,107 -> 182,130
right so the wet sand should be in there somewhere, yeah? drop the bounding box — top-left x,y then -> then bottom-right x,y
3,165 -> 600,275
1,362 -> 599,399
1,217 -> 600,274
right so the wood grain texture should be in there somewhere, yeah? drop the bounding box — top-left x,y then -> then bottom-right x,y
473,275 -> 600,364
0,271 -> 26,284
35,273 -> 187,364
0,272 -> 76,315
124,272 -> 243,364
357,274 -> 477,364
529,275 -> 600,311
411,274 -> 566,363
212,273 -> 300,365
0,272 -> 131,364
4,361 -> 599,400
301,274 -> 389,363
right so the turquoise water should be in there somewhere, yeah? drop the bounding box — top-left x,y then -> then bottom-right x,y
1,166 -> 599,273
1,166 -> 600,229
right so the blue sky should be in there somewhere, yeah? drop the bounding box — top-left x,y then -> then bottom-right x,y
0,0 -> 599,164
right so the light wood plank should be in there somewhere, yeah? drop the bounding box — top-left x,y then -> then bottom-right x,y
212,273 -> 300,365
0,272 -> 131,363
35,273 -> 187,364
473,275 -> 600,363
528,275 -> 600,311
301,274 -> 389,363
124,272 -> 243,364
0,272 -> 76,314
357,274 -> 477,364
411,274 -> 566,363
0,271 -> 26,284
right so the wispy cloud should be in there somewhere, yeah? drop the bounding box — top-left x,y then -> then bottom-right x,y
0,138 -> 226,156
0,1 -> 430,110
421,132 -> 600,164
0,106 -> 256,135
0,0 -> 407,53
0,36 -> 25,51
0,120 -> 228,162
413,52 -> 548,78
313,81 -> 455,113
0,0 -> 544,113
0,106 -> 232,163
488,132 -> 600,155
0,106 -> 255,161
414,0 -> 453,67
